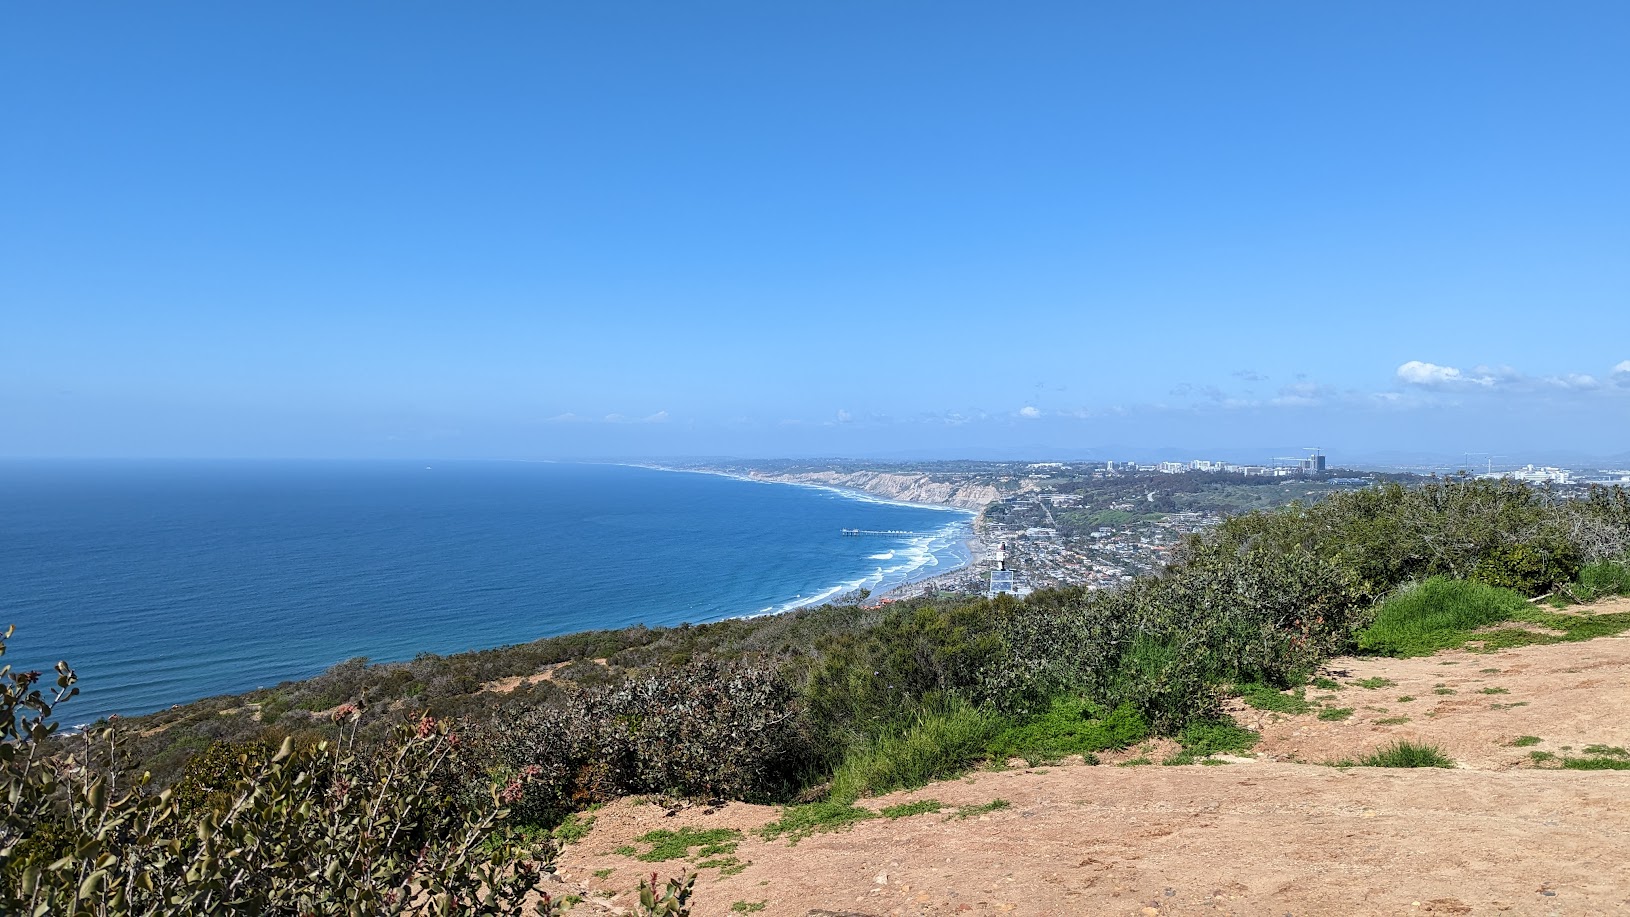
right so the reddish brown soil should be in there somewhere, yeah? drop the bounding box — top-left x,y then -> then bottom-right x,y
550,625 -> 1630,917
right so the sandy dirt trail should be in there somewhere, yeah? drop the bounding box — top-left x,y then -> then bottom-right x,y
552,620 -> 1630,917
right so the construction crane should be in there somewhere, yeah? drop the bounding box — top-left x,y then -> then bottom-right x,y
1460,452 -> 1508,476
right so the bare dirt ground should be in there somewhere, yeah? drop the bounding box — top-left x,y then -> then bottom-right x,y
551,617 -> 1630,917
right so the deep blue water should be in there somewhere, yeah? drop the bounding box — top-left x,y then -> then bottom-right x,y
0,461 -> 971,724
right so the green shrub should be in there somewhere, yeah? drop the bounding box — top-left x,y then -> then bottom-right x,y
804,600 -> 1006,755
0,628 -> 700,917
826,699 -> 1005,802
1357,577 -> 1530,657
1470,539 -> 1581,596
494,659 -> 815,825
985,698 -> 1148,765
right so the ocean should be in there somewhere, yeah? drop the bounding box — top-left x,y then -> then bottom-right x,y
0,460 -> 972,724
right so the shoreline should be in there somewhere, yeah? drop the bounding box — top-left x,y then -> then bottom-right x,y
868,531 -> 991,604
627,462 -> 983,612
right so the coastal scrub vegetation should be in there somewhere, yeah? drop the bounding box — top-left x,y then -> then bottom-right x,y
7,478 -> 1630,906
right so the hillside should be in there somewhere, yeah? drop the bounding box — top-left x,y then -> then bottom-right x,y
10,477 -> 1629,915
548,611 -> 1630,915
744,469 -> 1008,511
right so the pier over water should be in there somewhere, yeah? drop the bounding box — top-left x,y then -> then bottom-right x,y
841,528 -> 924,537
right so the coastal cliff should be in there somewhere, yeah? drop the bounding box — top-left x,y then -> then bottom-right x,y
747,470 -> 1002,511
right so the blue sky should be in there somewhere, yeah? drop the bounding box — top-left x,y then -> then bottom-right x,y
5,3 -> 1628,462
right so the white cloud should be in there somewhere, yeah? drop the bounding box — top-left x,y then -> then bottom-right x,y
1396,361 -> 1493,388
1018,405 -> 1041,418
836,409 -> 852,423
1614,360 -> 1630,375
642,410 -> 670,423
544,412 -> 582,423
1544,373 -> 1599,390
1472,364 -> 1524,384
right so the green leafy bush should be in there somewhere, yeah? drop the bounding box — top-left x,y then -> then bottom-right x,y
0,627 -> 694,916
1470,540 -> 1581,595
804,600 -> 1005,757
493,659 -> 814,825
826,699 -> 1005,802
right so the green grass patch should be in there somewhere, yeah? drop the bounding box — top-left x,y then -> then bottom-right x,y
731,902 -> 767,913
592,868 -> 613,879
1318,707 -> 1354,721
1354,677 -> 1395,690
1529,745 -> 1630,770
1508,736 -> 1542,747
1165,721 -> 1258,765
551,811 -> 595,845
1561,756 -> 1630,770
1434,688 -> 1456,695
1509,606 -> 1630,643
1117,756 -> 1152,767
697,857 -> 749,875
1359,740 -> 1455,768
880,799 -> 944,819
630,827 -> 741,862
1571,560 -> 1630,602
949,799 -> 1010,819
1309,676 -> 1341,690
986,698 -> 1148,766
1237,683 -> 1312,714
1479,687 -> 1509,695
613,845 -> 637,857
1375,716 -> 1411,725
828,700 -> 1006,801
1582,744 -> 1629,758
1357,577 -> 1530,657
757,800 -> 877,843
1396,695 -> 1415,703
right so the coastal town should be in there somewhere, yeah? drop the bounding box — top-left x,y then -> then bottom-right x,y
687,455 -> 1630,605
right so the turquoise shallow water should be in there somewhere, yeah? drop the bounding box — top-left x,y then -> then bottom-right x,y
0,460 -> 970,723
